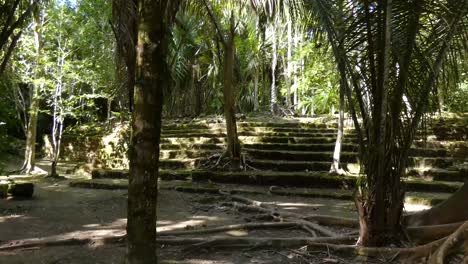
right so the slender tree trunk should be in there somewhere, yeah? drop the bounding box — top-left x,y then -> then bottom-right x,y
293,24 -> 300,111
253,68 -> 259,111
330,76 -> 345,175
270,24 -> 278,115
223,14 -> 241,166
126,1 -> 178,263
22,1 -> 42,174
286,21 -> 292,107
49,46 -> 66,178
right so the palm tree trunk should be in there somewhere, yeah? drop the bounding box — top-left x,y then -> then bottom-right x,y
356,0 -> 404,247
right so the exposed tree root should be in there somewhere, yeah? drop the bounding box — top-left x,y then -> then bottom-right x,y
0,229 -> 126,251
157,236 -> 355,248
1,190 -> 466,263
428,220 -> 468,264
303,215 -> 358,228
158,222 -> 298,236
219,190 -> 339,237
407,222 -> 465,243
304,237 -> 447,261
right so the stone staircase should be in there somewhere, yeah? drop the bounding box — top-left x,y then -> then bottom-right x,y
68,117 -> 467,206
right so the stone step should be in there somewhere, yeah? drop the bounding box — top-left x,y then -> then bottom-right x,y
407,157 -> 463,169
162,131 -> 357,139
160,136 -> 359,145
160,142 -> 465,160
240,136 -> 359,144
77,169 -> 463,193
69,178 -> 451,207
162,127 -> 347,135
159,159 -> 202,170
408,168 -> 468,182
160,150 -> 217,160
243,143 -> 359,152
244,149 -> 359,162
160,143 -> 225,150
162,121 -> 339,130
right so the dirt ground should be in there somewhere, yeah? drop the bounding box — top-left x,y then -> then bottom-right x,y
0,158 -> 398,264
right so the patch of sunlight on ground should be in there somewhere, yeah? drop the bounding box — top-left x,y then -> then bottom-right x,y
225,230 -> 248,236
0,215 -> 25,223
275,202 -> 319,208
162,260 -> 233,264
158,220 -> 174,225
191,216 -> 220,221
157,220 -> 206,232
404,203 -> 430,212
83,218 -> 126,229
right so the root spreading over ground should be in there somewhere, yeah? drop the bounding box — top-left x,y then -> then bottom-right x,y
0,188 -> 466,263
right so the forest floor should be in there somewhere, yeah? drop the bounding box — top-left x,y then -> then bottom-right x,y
0,159 -> 413,264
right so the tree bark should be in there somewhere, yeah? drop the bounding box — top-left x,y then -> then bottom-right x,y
330,75 -> 345,174
126,1 -> 178,263
111,0 -> 138,113
22,1 -> 42,174
356,0 -> 405,247
270,23 -> 278,115
223,14 -> 241,166
253,67 -> 259,111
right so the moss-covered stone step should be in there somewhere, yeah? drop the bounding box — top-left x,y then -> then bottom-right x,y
429,169 -> 467,182
238,121 -> 338,129
68,177 -> 451,206
407,157 -> 463,169
412,141 -> 468,158
159,149 -> 358,163
240,136 -> 358,144
247,159 -> 335,172
91,169 -> 206,181
242,143 -> 358,152
245,149 -> 359,162
162,121 -> 339,131
159,159 -> 202,170
157,170 -> 461,193
408,148 -> 450,157
69,179 -> 128,190
162,132 -> 227,138
160,137 -> 224,145
160,136 -> 359,145
404,179 -> 462,193
405,192 -> 450,206
162,127 -> 348,135
159,143 -> 462,162
92,169 -> 129,179
162,131 -> 357,139
160,149 -> 217,160
160,143 -> 225,151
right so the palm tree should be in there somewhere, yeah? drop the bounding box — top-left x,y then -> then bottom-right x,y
305,0 -> 468,246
